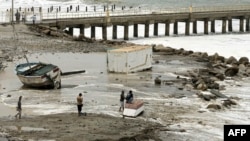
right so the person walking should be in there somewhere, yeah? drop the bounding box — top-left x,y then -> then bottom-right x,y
15,96 -> 22,119
119,90 -> 125,112
77,93 -> 83,116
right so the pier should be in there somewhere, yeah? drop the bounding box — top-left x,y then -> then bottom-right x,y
3,5 -> 250,40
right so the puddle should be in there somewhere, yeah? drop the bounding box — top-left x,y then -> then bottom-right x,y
4,126 -> 48,132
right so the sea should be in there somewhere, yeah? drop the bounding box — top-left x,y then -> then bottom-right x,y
1,0 -> 250,141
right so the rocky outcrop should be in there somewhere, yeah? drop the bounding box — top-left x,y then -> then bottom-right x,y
152,44 -> 250,94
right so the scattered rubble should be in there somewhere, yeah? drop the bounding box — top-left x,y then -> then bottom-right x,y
152,44 -> 250,108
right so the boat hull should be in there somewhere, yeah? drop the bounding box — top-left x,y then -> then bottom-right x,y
15,62 -> 61,89
123,99 -> 144,117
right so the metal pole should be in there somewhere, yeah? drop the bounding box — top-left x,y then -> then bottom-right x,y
12,0 -> 14,23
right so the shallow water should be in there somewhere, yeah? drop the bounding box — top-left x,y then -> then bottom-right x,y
1,52 -> 188,116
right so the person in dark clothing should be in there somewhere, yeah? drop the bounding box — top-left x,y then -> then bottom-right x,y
15,11 -> 20,24
126,90 -> 134,103
31,14 -> 36,25
77,93 -> 83,116
119,90 -> 125,112
21,12 -> 25,23
15,96 -> 22,119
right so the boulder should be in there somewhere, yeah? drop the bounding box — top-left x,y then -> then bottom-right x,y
181,50 -> 192,56
222,99 -> 237,107
215,73 -> 225,81
197,93 -> 216,101
239,57 -> 249,65
238,64 -> 246,71
225,67 -> 239,76
207,104 -> 222,110
210,53 -> 225,63
246,68 -> 250,74
152,44 -> 164,52
190,52 -> 202,58
226,56 -> 238,64
154,77 -> 161,85
207,82 -> 220,89
41,29 -> 50,35
50,31 -> 63,37
197,83 -> 207,91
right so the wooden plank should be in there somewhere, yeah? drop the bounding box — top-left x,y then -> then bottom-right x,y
61,70 -> 85,76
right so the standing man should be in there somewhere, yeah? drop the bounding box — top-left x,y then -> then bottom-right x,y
15,96 -> 22,119
77,93 -> 83,116
119,90 -> 125,112
15,11 -> 20,24
21,12 -> 25,23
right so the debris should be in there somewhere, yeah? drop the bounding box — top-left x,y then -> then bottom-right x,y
210,89 -> 228,98
61,70 -> 85,76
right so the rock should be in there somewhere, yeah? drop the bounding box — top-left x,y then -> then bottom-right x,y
207,82 -> 220,90
181,50 -> 192,56
226,56 -> 238,64
154,77 -> 161,85
207,104 -> 222,110
50,31 -> 63,37
152,44 -> 164,52
41,29 -> 50,35
210,76 -> 220,82
238,64 -> 246,71
210,53 -> 225,63
239,57 -> 249,65
210,89 -> 228,98
197,93 -> 214,101
225,67 -> 239,76
215,73 -> 225,81
222,99 -> 237,107
185,84 -> 193,90
155,60 -> 160,64
190,52 -> 202,58
246,68 -> 250,74
197,83 -> 207,91
201,52 -> 208,58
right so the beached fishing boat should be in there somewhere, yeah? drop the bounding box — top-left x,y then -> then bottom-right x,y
123,99 -> 144,118
15,62 -> 61,89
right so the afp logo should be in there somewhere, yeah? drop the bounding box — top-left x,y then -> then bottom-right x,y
224,125 -> 250,141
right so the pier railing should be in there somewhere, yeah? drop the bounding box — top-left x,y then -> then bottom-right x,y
42,5 -> 250,20
2,5 -> 250,24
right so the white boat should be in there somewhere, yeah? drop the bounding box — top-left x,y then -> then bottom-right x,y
15,62 -> 61,89
123,99 -> 144,118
